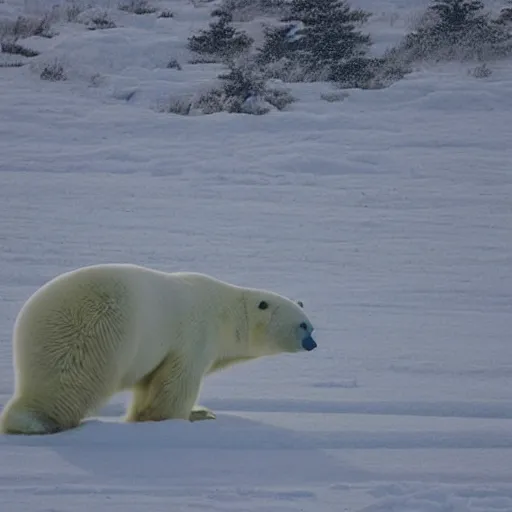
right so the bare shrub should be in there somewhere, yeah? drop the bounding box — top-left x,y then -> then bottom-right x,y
162,97 -> 192,115
65,2 -> 84,22
167,59 -> 182,70
40,60 -> 67,81
0,14 -> 55,42
157,10 -> 174,19
188,56 -> 219,64
88,12 -> 117,30
320,91 -> 349,102
1,41 -> 39,57
75,8 -> 117,29
0,61 -> 24,67
468,62 -> 492,77
496,3 -> 512,25
261,85 -> 295,110
118,0 -> 157,15
89,72 -> 105,86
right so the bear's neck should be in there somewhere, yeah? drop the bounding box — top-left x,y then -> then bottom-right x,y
214,292 -> 249,361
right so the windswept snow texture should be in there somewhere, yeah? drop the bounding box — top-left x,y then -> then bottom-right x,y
1,0 -> 512,511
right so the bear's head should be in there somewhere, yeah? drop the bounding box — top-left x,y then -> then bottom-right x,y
244,291 -> 317,357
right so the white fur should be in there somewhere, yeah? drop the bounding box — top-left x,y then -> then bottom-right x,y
0,264 -> 315,435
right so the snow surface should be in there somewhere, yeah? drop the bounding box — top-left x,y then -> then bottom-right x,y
1,0 -> 512,510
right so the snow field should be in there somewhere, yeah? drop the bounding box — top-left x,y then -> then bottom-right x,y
1,0 -> 512,510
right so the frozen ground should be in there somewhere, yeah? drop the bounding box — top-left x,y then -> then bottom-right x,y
1,0 -> 512,510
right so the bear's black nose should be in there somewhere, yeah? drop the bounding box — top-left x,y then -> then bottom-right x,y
302,335 -> 317,351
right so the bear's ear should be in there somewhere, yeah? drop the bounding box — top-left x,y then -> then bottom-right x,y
258,300 -> 269,310
297,300 -> 304,308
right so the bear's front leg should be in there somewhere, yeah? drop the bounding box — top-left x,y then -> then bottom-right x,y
189,405 -> 216,422
125,352 -> 204,423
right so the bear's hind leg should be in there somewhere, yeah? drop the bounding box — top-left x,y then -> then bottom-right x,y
2,354 -> 116,436
0,397 -> 80,435
125,352 -> 203,423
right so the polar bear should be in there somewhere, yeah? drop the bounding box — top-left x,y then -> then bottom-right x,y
0,264 -> 317,435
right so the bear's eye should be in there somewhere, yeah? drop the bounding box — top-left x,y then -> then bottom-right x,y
300,322 -> 308,330
258,301 -> 269,310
